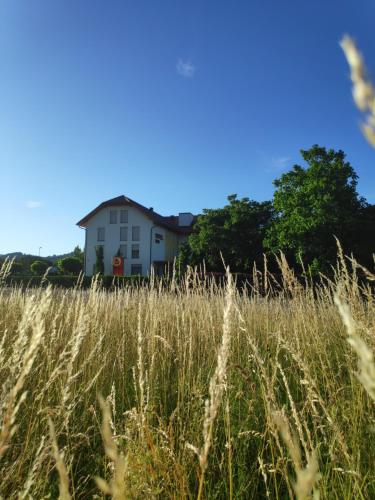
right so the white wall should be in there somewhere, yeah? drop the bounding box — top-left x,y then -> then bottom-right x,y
84,206 -> 180,276
151,227 -> 166,262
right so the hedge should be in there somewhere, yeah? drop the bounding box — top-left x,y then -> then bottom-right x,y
3,275 -> 148,289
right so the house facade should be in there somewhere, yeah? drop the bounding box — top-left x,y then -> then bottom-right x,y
77,195 -> 195,276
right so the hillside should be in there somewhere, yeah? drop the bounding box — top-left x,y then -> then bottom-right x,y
0,251 -> 74,263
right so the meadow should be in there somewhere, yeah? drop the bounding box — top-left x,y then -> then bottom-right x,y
0,253 -> 374,499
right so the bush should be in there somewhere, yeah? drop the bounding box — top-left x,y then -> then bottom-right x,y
30,260 -> 49,275
94,246 -> 104,274
57,257 -> 82,275
9,261 -> 25,275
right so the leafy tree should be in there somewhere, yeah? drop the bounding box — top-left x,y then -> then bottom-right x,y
10,261 -> 25,275
187,195 -> 273,272
31,260 -> 49,275
176,241 -> 193,274
58,256 -> 82,275
351,203 -> 375,267
94,246 -> 104,275
73,245 -> 84,264
264,145 -> 367,269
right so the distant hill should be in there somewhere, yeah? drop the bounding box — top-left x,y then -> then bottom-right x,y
0,251 -> 74,263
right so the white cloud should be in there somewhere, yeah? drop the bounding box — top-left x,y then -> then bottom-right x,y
268,156 -> 291,172
26,200 -> 43,209
273,156 -> 291,168
176,58 -> 196,78
263,156 -> 291,174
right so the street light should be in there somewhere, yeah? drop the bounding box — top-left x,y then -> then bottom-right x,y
38,246 -> 42,257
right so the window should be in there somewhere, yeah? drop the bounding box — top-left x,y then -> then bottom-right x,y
120,209 -> 128,223
155,233 -> 163,240
119,244 -> 127,259
132,226 -> 140,241
97,227 -> 105,241
131,264 -> 142,276
120,226 -> 128,241
131,244 -> 140,259
110,210 -> 117,224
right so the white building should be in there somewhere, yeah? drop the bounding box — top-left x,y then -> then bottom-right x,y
77,195 -> 195,276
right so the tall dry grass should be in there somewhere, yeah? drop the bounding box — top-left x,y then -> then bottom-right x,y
0,254 -> 374,498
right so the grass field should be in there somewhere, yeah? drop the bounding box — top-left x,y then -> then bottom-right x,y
0,255 -> 374,499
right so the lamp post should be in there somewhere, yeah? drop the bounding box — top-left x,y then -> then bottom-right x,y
38,246 -> 42,257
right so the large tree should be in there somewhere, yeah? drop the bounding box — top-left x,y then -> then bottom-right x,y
73,245 -> 84,264
264,145 -> 369,269
186,195 -> 273,272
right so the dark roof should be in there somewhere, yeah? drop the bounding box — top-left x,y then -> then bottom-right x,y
76,195 -> 195,234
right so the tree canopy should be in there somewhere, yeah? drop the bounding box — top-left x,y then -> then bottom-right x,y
73,246 -> 84,264
187,195 -> 273,273
264,145 -> 370,270
31,260 -> 49,275
179,145 -> 375,275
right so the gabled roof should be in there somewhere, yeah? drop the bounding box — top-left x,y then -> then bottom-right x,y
76,195 -> 195,234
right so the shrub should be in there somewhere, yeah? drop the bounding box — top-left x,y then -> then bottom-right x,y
30,260 -> 49,275
94,246 -> 104,274
57,257 -> 82,275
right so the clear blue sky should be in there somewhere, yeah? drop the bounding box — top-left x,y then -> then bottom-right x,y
1,0 -> 375,255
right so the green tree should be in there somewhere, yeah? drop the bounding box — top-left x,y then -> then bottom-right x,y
31,260 -> 49,275
58,256 -> 82,275
264,145 -> 366,269
73,245 -> 84,264
94,245 -> 104,275
10,261 -> 25,275
187,195 -> 273,272
176,241 -> 193,274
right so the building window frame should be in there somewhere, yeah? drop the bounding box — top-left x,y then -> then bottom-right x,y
97,227 -> 105,241
119,244 -> 127,259
132,226 -> 140,241
131,244 -> 140,259
131,264 -> 142,276
120,209 -> 128,223
109,210 -> 117,224
120,226 -> 128,241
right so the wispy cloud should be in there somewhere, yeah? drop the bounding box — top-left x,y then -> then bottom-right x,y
265,156 -> 291,173
272,156 -> 291,169
26,200 -> 43,209
176,58 -> 196,78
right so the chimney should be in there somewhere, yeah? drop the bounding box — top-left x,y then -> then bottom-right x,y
178,212 -> 194,226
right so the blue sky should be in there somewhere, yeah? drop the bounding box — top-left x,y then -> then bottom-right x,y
1,0 -> 375,255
